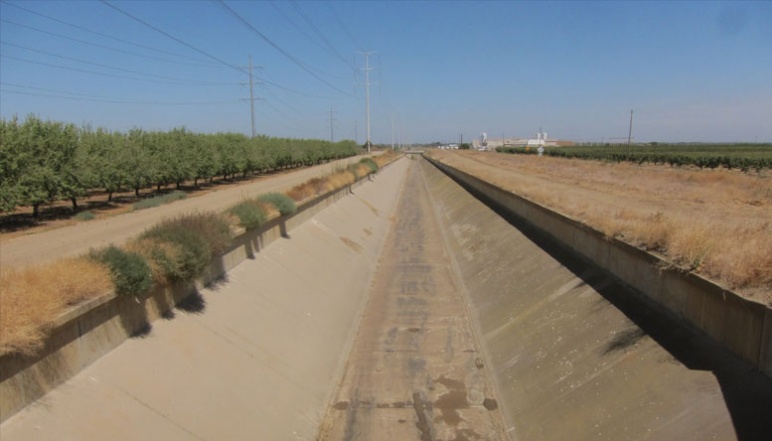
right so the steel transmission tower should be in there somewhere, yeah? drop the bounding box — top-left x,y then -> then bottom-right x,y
243,55 -> 262,138
358,51 -> 376,152
328,106 -> 337,142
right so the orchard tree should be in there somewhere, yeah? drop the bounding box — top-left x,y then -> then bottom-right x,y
0,116 -> 24,212
80,126 -> 126,202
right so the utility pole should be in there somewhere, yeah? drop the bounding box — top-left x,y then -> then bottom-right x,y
391,116 -> 395,150
628,109 -> 634,146
328,106 -> 337,142
358,51 -> 376,152
354,120 -> 358,144
242,55 -> 262,138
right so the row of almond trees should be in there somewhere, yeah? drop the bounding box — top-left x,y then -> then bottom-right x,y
0,115 -> 360,216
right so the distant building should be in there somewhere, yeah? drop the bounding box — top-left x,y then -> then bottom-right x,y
470,129 -> 574,150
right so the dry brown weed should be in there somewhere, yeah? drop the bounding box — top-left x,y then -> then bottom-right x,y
0,258 -> 113,356
430,150 -> 772,300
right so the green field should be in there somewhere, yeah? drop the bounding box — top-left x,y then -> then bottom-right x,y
497,144 -> 772,172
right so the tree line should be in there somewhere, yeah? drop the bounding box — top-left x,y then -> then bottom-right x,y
0,115 -> 360,216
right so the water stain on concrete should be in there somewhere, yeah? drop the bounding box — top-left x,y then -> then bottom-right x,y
339,236 -> 362,253
332,401 -> 349,410
434,376 -> 468,426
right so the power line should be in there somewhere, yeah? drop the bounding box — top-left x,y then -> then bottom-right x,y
262,86 -> 309,118
1,86 -> 237,105
258,75 -> 334,99
326,1 -> 362,51
100,0 -> 246,74
3,19 -> 331,99
1,42 -> 234,85
260,4 -> 353,81
2,82 -> 126,100
1,55 -> 232,85
288,0 -> 357,70
261,99 -> 313,133
268,1 -> 329,55
215,0 -> 354,97
3,1 -> 217,64
1,20 -> 223,68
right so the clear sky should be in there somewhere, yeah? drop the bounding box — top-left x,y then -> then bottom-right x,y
1,1 -> 771,144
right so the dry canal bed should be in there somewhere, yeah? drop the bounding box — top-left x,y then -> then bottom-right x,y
316,157 -> 508,439
2,156 -> 771,440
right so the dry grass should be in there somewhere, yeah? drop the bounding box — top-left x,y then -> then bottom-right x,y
429,150 -> 772,302
0,152 -> 403,357
373,149 -> 401,168
0,258 -> 113,356
287,170 -> 358,202
285,151 -> 402,203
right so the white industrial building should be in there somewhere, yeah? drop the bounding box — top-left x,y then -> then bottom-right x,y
472,129 -> 561,150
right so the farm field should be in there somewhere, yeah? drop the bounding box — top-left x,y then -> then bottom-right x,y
426,149 -> 772,305
498,143 -> 772,171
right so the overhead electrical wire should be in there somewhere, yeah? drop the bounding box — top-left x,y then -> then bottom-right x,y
97,1 -> 343,103
261,99 -> 313,133
1,55 -> 231,86
326,0 -> 362,51
1,42 -> 236,85
3,0 -> 363,129
3,1 -> 218,65
268,1 -> 330,55
1,84 -> 237,105
258,75 -> 334,99
99,0 -> 246,74
1,20 -> 223,68
287,0 -> 357,70
266,1 -> 354,80
215,0 -> 354,97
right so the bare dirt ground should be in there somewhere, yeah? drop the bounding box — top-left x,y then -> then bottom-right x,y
0,156 -> 370,272
317,160 -> 508,440
427,149 -> 772,305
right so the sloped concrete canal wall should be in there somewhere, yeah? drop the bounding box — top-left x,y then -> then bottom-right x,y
423,157 -> 772,440
0,159 -> 409,440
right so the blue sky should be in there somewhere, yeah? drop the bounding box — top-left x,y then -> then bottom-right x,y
1,1 -> 771,144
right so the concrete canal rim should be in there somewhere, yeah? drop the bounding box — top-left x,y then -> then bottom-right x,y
2,155 -> 771,440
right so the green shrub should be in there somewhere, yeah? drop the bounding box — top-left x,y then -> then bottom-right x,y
359,157 -> 379,173
228,201 -> 267,230
144,241 -> 186,282
347,163 -> 363,179
141,227 -> 210,281
74,211 -> 95,221
139,213 -> 231,281
168,212 -> 232,255
91,246 -> 152,297
258,192 -> 297,216
133,190 -> 187,211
